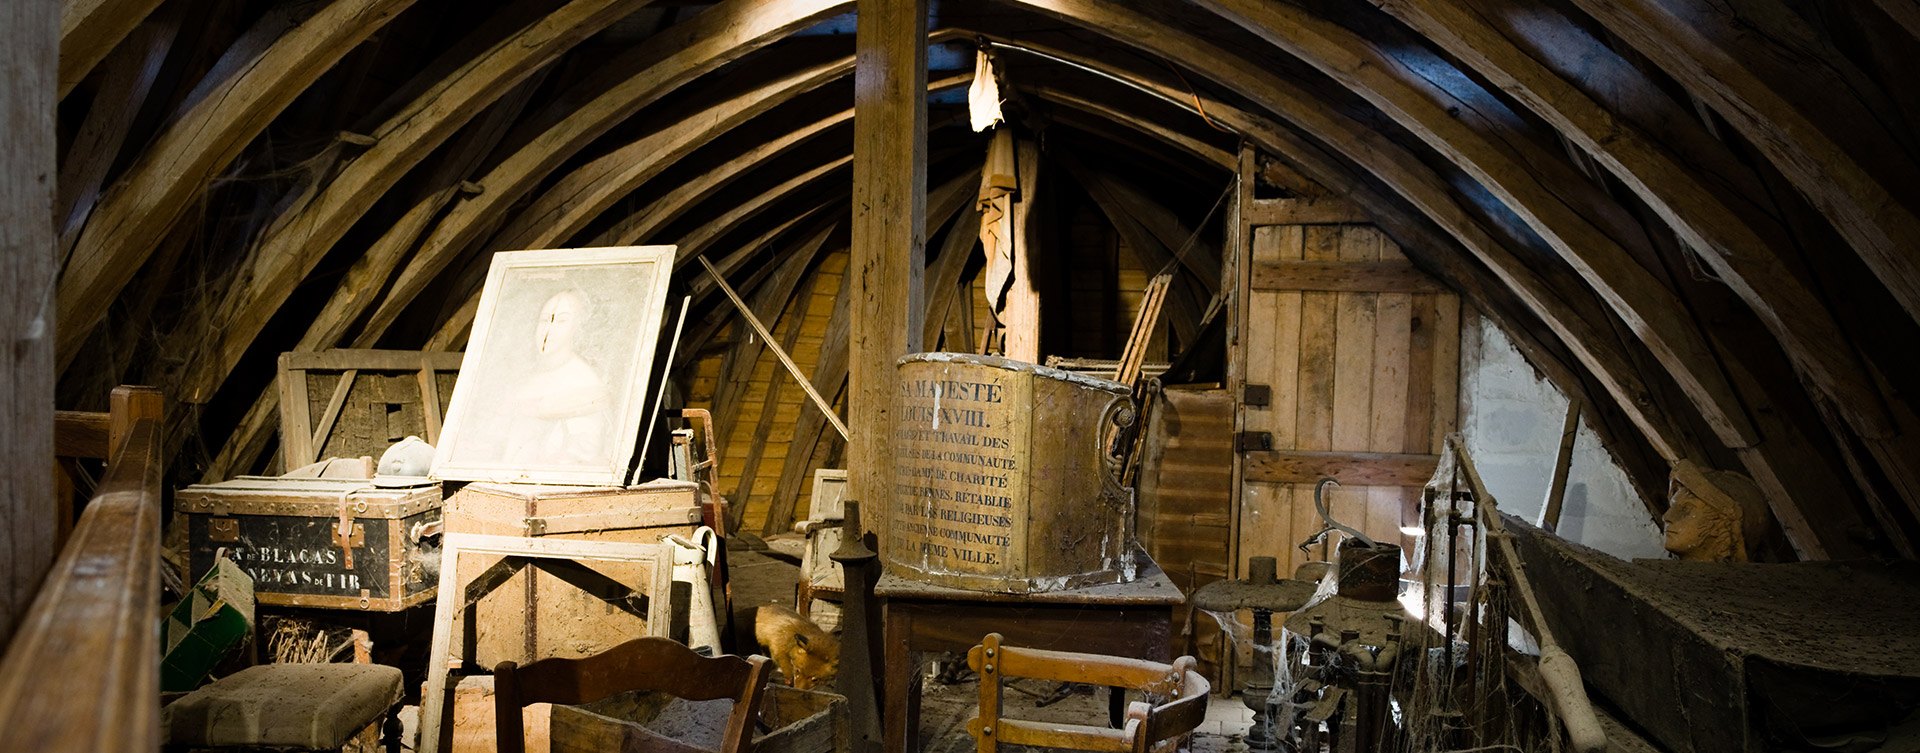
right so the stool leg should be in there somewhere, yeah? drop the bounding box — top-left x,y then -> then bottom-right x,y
382,704 -> 402,753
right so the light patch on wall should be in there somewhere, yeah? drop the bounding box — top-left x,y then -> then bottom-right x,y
1459,315 -> 1667,560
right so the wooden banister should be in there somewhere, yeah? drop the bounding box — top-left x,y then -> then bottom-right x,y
0,385 -> 164,753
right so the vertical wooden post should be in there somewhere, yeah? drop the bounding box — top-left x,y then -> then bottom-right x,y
999,138 -> 1042,362
107,386 -> 165,466
850,0 -> 928,559
0,0 -> 57,647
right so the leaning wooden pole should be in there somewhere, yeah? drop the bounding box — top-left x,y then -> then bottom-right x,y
849,0 -> 928,559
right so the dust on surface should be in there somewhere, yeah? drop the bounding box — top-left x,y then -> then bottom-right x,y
1589,553 -> 1920,675
575,691 -> 734,750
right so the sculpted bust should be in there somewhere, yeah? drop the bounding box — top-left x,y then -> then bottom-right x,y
1663,460 -> 1769,562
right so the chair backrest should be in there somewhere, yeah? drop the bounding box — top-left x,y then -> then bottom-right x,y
493,637 -> 772,753
965,633 -> 1209,753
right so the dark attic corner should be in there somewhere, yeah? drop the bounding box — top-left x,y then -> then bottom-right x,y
5,0 -> 1920,751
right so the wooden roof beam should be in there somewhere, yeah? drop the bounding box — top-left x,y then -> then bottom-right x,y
56,0 -> 414,370
1373,0 -> 1899,452
1374,0 -> 1895,444
849,0 -> 929,563
58,0 -> 166,97
356,0 -> 854,357
168,0 -> 654,404
197,74 -> 549,484
56,9 -> 178,269
1565,0 -> 1920,325
976,14 -> 1699,465
1195,0 -> 1759,451
1022,86 -> 1234,172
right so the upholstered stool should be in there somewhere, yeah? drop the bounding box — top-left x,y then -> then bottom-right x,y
163,663 -> 404,752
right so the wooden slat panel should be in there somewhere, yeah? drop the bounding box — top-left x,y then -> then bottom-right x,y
281,349 -> 465,372
1250,259 -> 1447,293
1370,231 -> 1415,544
1243,196 -> 1369,225
1244,451 -> 1442,486
1431,294 -> 1463,451
1328,227 -> 1377,554
1288,226 -> 1341,570
1138,388 -> 1235,594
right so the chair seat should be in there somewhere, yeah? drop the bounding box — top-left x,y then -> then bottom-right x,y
163,663 -> 403,749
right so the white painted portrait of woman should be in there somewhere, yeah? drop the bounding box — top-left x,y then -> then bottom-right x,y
432,246 -> 676,485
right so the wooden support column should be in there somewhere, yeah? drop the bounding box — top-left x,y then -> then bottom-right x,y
849,0 -> 927,559
2,0 -> 57,646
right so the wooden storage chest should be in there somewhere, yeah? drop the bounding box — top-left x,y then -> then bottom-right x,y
174,476 -> 443,611
445,479 -> 700,667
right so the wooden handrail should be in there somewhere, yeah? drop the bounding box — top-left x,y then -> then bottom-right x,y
0,386 -> 163,753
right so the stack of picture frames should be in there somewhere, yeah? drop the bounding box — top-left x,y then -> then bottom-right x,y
277,349 -> 464,472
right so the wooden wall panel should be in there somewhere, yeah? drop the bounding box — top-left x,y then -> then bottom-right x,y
1235,225 -> 1458,582
700,251 -> 848,534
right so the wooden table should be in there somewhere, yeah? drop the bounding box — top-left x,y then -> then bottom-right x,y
876,556 -> 1185,752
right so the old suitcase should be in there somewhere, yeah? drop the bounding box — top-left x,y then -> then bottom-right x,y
890,352 -> 1138,593
446,479 -> 700,667
175,476 -> 443,611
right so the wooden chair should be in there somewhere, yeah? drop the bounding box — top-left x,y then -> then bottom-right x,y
966,633 -> 1210,753
493,637 -> 773,753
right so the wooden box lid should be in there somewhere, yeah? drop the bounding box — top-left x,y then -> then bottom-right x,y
176,476 -> 441,518
449,478 -> 698,535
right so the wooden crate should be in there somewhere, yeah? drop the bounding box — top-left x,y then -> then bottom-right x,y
889,353 -> 1135,593
446,480 -> 700,667
449,675 -> 550,753
174,476 -> 442,611
278,349 -> 463,471
550,684 -> 848,753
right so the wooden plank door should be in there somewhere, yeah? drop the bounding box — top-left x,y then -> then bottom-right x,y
1233,217 -> 1460,580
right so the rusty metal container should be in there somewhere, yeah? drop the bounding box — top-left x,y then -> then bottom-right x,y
889,353 -> 1135,593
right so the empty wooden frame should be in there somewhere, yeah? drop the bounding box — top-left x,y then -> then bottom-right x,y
418,532 -> 675,753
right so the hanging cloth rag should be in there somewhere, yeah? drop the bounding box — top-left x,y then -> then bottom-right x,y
978,127 -> 1019,311
968,48 -> 1004,132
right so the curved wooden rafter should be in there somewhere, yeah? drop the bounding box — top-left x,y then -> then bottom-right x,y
56,8 -> 179,267
493,32 -> 969,257
1195,0 -> 1761,450
968,21 -> 1702,463
41,0 -> 1920,552
56,0 -> 415,369
420,98 -> 975,357
1021,86 -> 1234,172
1565,0 -> 1920,325
58,0 -> 166,97
167,0 -> 656,403
351,0 -> 854,356
425,202 -> 841,352
196,73 -> 551,484
1373,0 -> 1894,442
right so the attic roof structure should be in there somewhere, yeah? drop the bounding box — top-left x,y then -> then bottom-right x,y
4,0 -> 1920,747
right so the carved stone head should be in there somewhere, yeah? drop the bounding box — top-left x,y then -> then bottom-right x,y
1664,460 -> 1769,562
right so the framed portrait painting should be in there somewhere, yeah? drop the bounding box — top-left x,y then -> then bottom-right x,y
431,246 -> 676,485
